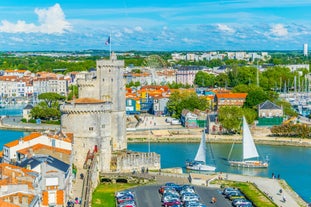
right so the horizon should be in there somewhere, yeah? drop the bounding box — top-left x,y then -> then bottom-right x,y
1,1 -> 311,51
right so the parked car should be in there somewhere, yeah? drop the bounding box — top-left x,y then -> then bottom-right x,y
161,193 -> 180,203
165,182 -> 182,192
181,193 -> 200,203
226,191 -> 245,200
159,186 -> 177,194
232,198 -> 252,207
235,203 -> 253,207
115,190 -> 134,199
117,200 -> 136,207
117,194 -> 135,204
183,201 -> 207,207
222,187 -> 239,196
162,199 -> 182,207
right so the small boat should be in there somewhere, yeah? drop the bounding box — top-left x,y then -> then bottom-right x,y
228,116 -> 269,168
186,130 -> 216,171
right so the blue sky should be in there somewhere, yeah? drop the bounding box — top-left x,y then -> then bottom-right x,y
1,0 -> 311,51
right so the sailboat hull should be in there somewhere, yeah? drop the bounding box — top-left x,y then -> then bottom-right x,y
229,160 -> 268,168
186,161 -> 216,171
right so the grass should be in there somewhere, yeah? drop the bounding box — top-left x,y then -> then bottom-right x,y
213,180 -> 278,207
92,183 -> 139,207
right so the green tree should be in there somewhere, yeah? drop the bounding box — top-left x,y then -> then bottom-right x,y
194,71 -> 216,87
215,73 -> 229,88
38,92 -> 65,108
30,102 -> 61,120
166,91 -> 209,118
218,106 -> 243,133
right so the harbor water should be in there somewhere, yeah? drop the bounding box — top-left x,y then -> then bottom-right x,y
1,105 -> 311,203
128,142 -> 311,203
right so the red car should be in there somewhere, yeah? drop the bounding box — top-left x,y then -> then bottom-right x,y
162,200 -> 182,207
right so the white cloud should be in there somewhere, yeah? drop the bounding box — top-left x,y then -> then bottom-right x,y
124,28 -> 133,34
115,31 -> 123,37
0,4 -> 71,34
182,38 -> 199,44
9,37 -> 24,42
270,24 -> 288,37
216,24 -> 235,34
134,26 -> 143,32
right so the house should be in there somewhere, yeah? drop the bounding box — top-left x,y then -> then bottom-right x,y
16,143 -> 72,165
18,155 -> 71,207
257,100 -> 283,126
181,109 -> 198,128
181,109 -> 208,128
214,93 -> 247,110
0,192 -> 40,207
0,163 -> 41,206
22,104 -> 33,121
2,131 -> 73,164
126,97 -> 140,115
153,96 -> 169,116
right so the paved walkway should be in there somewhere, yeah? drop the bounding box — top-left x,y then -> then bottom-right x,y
223,173 -> 306,207
70,167 -> 87,207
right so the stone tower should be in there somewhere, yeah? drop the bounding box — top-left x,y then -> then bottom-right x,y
60,53 -> 126,172
61,53 -> 160,173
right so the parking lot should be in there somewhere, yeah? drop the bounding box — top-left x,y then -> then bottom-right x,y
128,184 -> 232,207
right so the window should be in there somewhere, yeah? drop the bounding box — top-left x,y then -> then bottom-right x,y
89,127 -> 94,131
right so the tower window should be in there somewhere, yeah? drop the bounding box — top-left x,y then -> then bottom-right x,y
111,78 -> 113,82
102,79 -> 105,82
89,127 -> 94,131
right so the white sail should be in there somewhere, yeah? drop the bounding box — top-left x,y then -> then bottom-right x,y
242,116 -> 259,160
194,131 -> 206,163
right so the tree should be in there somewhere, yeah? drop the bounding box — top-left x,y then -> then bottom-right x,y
194,71 -> 215,87
166,91 -> 209,118
38,92 -> 65,108
215,73 -> 229,88
30,102 -> 61,120
218,106 -> 243,133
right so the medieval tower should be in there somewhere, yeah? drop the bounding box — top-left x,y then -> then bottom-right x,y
60,53 -> 160,173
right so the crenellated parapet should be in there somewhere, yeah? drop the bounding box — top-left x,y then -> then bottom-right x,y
77,80 -> 96,87
60,103 -> 111,114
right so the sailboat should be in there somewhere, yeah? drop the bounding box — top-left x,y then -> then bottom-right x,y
186,130 -> 216,171
228,116 -> 269,168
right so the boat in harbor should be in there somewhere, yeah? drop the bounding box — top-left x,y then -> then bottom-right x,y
228,116 -> 269,168
186,130 -> 216,171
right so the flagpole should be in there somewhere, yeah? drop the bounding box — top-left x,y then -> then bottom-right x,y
109,32 -> 112,57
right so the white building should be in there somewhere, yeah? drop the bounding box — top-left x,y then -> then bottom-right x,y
2,132 -> 73,164
304,43 -> 308,56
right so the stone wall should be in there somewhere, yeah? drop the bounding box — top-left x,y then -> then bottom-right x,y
114,151 -> 160,173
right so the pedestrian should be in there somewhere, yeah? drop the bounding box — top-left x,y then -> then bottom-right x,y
211,197 -> 217,203
277,174 -> 280,179
282,195 -> 286,202
279,189 -> 282,194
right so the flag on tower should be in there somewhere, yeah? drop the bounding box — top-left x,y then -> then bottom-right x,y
105,36 -> 110,45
